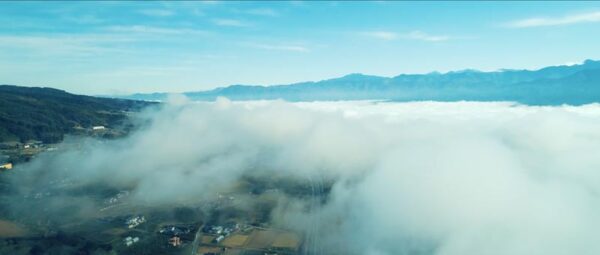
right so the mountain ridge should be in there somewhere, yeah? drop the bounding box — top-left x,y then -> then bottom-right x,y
121,60 -> 600,105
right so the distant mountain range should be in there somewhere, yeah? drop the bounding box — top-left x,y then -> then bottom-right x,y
122,60 -> 600,105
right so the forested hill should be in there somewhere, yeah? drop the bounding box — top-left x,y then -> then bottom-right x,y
0,85 -> 155,143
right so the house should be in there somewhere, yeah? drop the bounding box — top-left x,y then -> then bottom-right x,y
23,140 -> 43,149
125,215 -> 146,228
0,163 -> 12,170
159,225 -> 191,236
124,236 -> 140,246
169,236 -> 182,247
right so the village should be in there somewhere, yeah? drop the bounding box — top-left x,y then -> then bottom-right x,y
195,223 -> 300,255
0,125 -> 120,170
0,124 -> 309,255
98,185 -> 303,255
0,169 -> 309,255
68,187 -> 303,255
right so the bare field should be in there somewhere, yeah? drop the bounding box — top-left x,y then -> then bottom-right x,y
245,230 -> 278,249
272,232 -> 300,250
0,220 -> 27,238
222,234 -> 249,247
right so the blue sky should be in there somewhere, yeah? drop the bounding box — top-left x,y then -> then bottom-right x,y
1,1 -> 600,95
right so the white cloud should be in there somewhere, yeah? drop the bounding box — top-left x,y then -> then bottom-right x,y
364,30 -> 450,42
363,31 -> 398,41
0,26 -> 209,61
403,30 -> 449,42
138,9 -> 175,17
200,1 -> 220,5
212,18 -> 251,27
563,60 -> 584,66
253,44 -> 310,52
0,25 -> 209,57
105,25 -> 207,36
506,11 -> 600,28
289,1 -> 306,7
0,34 -> 133,57
191,8 -> 205,17
244,8 -> 279,17
64,14 -> 105,24
9,100 -> 600,254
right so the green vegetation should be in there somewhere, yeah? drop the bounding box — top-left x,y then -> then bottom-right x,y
0,85 -> 155,143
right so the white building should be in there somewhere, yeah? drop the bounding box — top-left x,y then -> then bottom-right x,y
124,236 -> 140,246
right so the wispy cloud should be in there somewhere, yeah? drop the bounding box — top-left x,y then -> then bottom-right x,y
363,31 -> 397,41
199,1 -> 220,5
244,8 -> 279,17
363,30 -> 450,42
212,18 -> 251,27
190,8 -> 205,17
253,44 -> 310,52
506,11 -> 600,28
404,31 -> 449,42
0,34 -> 132,58
138,9 -> 175,17
64,14 -> 105,24
0,26 -> 209,59
105,25 -> 207,36
562,60 -> 584,66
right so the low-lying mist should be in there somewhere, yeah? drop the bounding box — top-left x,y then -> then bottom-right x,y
4,97 -> 600,255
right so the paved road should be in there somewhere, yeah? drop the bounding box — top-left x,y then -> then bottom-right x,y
190,224 -> 204,255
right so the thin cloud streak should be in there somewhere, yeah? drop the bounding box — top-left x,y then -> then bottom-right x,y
244,8 -> 279,17
253,43 -> 310,52
0,27 -> 209,59
507,11 -> 600,28
138,9 -> 175,17
105,25 -> 208,36
363,30 -> 450,42
212,18 -> 251,27
404,30 -> 449,42
0,34 -> 135,57
363,31 -> 397,41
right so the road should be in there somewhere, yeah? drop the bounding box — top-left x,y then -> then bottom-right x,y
190,224 -> 204,255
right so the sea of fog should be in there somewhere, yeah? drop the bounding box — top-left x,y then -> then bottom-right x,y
5,98 -> 600,255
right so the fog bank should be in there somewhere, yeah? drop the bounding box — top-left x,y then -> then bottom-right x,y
6,98 -> 600,254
